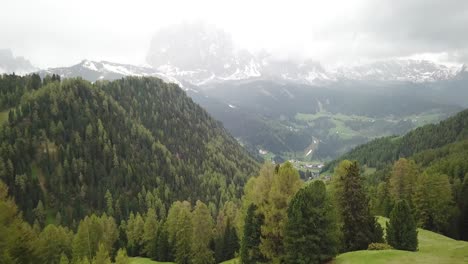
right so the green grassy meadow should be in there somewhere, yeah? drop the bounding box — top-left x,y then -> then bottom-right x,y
334,218 -> 468,264
129,257 -> 174,264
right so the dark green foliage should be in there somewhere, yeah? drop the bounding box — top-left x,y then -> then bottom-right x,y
327,109 -> 468,240
459,177 -> 468,240
0,75 -> 258,226
215,218 -> 239,263
155,222 -> 171,261
240,204 -> 265,264
336,161 -> 383,251
0,73 -> 47,110
386,200 -> 418,251
283,180 -> 338,264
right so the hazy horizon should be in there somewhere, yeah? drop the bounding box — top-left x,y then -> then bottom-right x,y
2,0 -> 468,68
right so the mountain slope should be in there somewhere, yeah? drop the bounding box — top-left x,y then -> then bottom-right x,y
323,108 -> 468,171
198,79 -> 461,160
0,75 -> 258,225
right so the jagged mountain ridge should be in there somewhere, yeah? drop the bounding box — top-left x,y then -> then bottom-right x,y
37,59 -> 184,87
35,58 -> 466,87
145,23 -> 466,85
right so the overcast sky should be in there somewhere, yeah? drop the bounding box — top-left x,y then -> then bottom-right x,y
1,0 -> 467,68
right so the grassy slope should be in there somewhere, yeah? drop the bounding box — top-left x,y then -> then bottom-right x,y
334,218 -> 468,264
129,257 -> 174,264
129,257 -> 240,264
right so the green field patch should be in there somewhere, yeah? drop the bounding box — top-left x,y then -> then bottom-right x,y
335,217 -> 468,264
129,257 -> 174,264
220,258 -> 239,264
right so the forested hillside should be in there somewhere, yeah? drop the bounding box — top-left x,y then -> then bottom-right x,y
324,108 -> 468,241
323,108 -> 468,171
0,74 -> 258,226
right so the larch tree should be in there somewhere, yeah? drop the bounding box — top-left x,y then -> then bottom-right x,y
389,158 -> 419,203
412,173 -> 454,233
92,243 -> 111,264
143,208 -> 159,259
174,205 -> 193,264
259,162 -> 302,263
115,248 -> 130,264
191,200 -> 215,264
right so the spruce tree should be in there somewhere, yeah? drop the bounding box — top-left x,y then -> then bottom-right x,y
156,222 -> 170,261
284,180 -> 339,264
240,204 -> 265,264
335,161 -> 383,251
386,200 -> 418,251
460,176 -> 468,241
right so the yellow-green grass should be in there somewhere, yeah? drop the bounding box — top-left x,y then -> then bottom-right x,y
0,110 -> 9,125
220,258 -> 239,264
129,257 -> 174,264
129,257 -> 240,264
334,217 -> 468,264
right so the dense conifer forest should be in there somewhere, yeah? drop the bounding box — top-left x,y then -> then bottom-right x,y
0,74 -> 258,226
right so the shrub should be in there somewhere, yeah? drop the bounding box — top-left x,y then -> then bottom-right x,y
367,243 -> 393,250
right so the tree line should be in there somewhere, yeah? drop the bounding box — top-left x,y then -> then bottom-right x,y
239,161 -> 417,264
1,160 -> 419,264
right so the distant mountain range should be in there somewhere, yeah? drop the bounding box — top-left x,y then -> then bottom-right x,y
145,22 -> 466,85
32,57 -> 467,87
3,21 -> 468,86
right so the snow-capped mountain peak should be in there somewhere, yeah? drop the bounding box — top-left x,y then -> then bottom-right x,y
37,60 -> 185,88
334,59 -> 460,83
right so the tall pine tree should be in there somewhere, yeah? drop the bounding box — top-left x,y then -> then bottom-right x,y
240,204 -> 265,264
284,180 -> 339,264
386,200 -> 418,251
335,161 -> 383,251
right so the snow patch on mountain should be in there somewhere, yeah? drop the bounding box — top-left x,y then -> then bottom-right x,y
334,60 -> 460,82
38,60 -> 185,88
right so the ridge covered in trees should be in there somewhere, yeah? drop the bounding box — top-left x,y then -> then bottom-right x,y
0,74 -> 258,226
323,108 -> 468,171
325,107 -> 468,241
